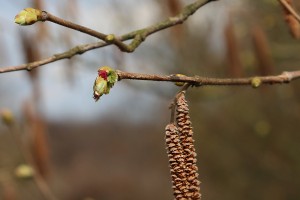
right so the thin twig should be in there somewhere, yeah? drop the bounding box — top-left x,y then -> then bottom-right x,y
40,11 -> 130,52
117,70 -> 300,86
169,83 -> 191,123
279,0 -> 300,23
42,0 -> 214,52
0,0 -> 216,73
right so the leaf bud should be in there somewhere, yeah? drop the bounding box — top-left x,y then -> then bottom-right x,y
174,74 -> 186,86
14,8 -> 42,26
1,108 -> 14,126
251,77 -> 262,88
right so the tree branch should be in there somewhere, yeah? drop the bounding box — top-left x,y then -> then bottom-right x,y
0,0 -> 216,74
279,0 -> 300,23
40,11 -> 130,52
40,0 -> 215,52
117,70 -> 300,86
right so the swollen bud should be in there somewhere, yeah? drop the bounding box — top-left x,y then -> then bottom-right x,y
99,66 -> 118,85
14,8 -> 42,26
105,34 -> 115,42
251,77 -> 262,88
174,74 -> 186,86
93,76 -> 108,102
93,66 -> 118,102
1,108 -> 14,126
15,164 -> 34,179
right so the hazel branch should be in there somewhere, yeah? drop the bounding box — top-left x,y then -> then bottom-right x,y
0,43 -> 108,73
279,0 -> 300,23
39,11 -> 130,52
2,0 -> 217,73
124,0 -> 217,52
116,70 -> 300,87
39,0 -> 215,52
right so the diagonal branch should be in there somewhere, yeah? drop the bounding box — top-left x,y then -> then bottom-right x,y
125,0 -> 217,51
40,11 -> 130,52
0,0 -> 217,74
41,0 -> 216,52
279,0 -> 300,23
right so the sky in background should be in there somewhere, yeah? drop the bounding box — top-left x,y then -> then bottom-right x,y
0,0 -> 232,123
0,0 -> 174,123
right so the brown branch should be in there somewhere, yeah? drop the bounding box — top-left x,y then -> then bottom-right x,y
279,0 -> 300,23
0,0 -> 217,74
126,0 -> 217,51
117,70 -> 300,86
40,11 -> 130,52
0,43 -> 108,73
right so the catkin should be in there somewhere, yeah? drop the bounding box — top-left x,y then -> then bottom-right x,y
165,123 -> 188,199
176,92 -> 201,200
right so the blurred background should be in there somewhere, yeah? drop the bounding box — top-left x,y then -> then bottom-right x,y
1,0 -> 300,199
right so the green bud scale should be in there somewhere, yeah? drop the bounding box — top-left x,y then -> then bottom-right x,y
14,8 -> 42,26
93,66 -> 118,101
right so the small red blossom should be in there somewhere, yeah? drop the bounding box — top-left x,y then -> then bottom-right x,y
98,70 -> 108,80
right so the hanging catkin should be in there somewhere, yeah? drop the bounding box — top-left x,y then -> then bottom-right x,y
165,123 -> 188,199
176,92 -> 201,200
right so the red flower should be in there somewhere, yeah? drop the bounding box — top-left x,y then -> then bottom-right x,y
98,70 -> 108,80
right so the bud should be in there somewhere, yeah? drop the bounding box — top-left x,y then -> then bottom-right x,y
98,66 -> 118,85
14,164 -> 34,179
14,8 -> 42,26
251,77 -> 262,88
1,108 -> 14,126
105,34 -> 115,42
174,74 -> 186,86
93,66 -> 118,102
93,76 -> 108,102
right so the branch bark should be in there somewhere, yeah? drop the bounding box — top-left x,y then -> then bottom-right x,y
40,11 -> 130,52
0,0 -> 216,74
117,70 -> 300,86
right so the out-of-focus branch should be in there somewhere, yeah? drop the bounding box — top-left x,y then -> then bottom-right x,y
279,0 -> 300,23
0,109 -> 58,200
117,70 -> 300,86
1,0 -> 217,74
279,0 -> 300,38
